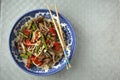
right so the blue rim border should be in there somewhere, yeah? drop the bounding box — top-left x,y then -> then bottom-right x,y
9,9 -> 76,76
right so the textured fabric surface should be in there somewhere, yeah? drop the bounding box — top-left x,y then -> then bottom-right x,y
1,0 -> 120,80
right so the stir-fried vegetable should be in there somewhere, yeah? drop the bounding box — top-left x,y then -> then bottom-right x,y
41,34 -> 47,50
17,16 -> 65,70
19,31 -> 28,38
54,42 -> 61,51
23,29 -> 31,36
49,27 -> 56,36
20,54 -> 28,59
20,51 -> 32,59
26,57 -> 31,68
27,21 -> 33,29
26,51 -> 32,56
35,45 -> 41,53
31,23 -> 37,31
25,39 -> 32,46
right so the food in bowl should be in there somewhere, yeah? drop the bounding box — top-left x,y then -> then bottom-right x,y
16,16 -> 66,71
9,9 -> 76,75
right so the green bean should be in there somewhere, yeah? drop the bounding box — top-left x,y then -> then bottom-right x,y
26,51 -> 32,56
20,54 -> 28,59
41,34 -> 47,50
19,31 -> 28,38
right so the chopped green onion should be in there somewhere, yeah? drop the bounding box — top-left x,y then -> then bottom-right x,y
20,54 -> 28,59
27,21 -> 32,29
28,32 -> 33,40
31,24 -> 37,31
35,45 -> 41,53
20,51 -> 32,59
26,51 -> 32,56
41,34 -> 47,50
19,31 -> 28,38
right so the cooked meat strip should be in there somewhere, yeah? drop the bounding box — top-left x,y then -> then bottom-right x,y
35,16 -> 44,24
44,58 -> 51,64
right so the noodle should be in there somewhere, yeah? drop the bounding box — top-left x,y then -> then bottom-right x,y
16,16 -> 65,70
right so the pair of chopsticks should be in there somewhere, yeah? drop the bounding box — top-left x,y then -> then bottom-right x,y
46,4 -> 71,69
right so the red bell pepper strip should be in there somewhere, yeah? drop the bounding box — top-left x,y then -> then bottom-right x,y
54,42 -> 61,51
25,39 -> 32,46
23,29 -> 31,36
26,55 -> 43,68
49,27 -> 56,36
26,57 -> 31,68
33,58 -> 43,66
31,55 -> 43,66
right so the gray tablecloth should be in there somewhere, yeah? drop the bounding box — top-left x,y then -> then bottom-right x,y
1,0 -> 120,80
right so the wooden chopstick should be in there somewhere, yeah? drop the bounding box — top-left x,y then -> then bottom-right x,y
54,4 -> 65,47
54,4 -> 71,68
47,5 -> 71,69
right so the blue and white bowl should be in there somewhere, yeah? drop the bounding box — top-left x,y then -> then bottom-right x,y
9,9 -> 76,76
